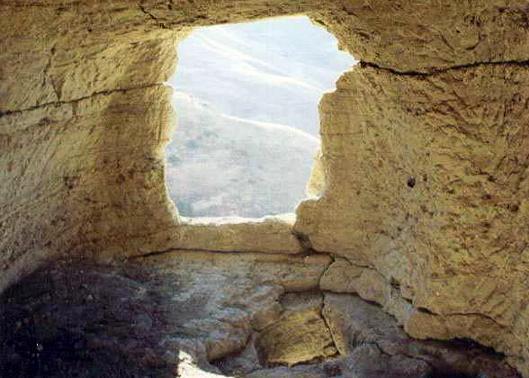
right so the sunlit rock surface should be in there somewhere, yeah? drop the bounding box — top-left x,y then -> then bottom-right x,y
175,215 -> 303,254
2,0 -> 529,376
295,63 -> 529,372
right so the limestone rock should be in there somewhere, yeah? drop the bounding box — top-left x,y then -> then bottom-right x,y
306,149 -> 326,198
3,0 -> 529,376
320,258 -> 386,303
255,307 -> 336,366
173,215 -> 302,254
253,292 -> 337,367
0,260 -> 518,377
323,293 -> 520,378
296,63 -> 529,372
340,344 -> 431,378
246,364 -> 327,378
318,0 -> 529,73
0,252 -> 329,376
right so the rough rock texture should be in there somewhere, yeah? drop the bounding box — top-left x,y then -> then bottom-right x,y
295,63 -> 529,373
2,0 -> 529,376
254,293 -> 337,366
0,254 -> 330,377
323,293 -> 519,378
0,260 -> 519,378
174,215 -> 302,254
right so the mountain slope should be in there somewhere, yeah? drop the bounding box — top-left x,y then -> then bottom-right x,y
166,92 -> 319,217
165,17 -> 356,217
168,16 -> 356,136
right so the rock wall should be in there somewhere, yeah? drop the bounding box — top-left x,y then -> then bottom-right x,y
2,0 -> 529,375
297,62 -> 529,369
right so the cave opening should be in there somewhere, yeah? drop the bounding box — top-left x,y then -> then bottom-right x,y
165,15 -> 356,220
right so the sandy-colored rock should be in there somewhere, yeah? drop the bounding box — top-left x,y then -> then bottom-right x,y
306,149 -> 326,198
323,293 -> 520,378
0,83 -> 177,290
173,215 -> 302,254
0,253 -> 329,375
296,63 -> 529,373
255,307 -> 336,366
320,258 -> 364,293
139,250 -> 331,293
3,0 -> 529,376
253,292 -> 337,366
320,258 -> 386,303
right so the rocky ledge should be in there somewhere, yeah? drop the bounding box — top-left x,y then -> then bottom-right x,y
0,252 -> 518,378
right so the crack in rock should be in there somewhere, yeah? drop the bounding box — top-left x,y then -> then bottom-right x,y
0,83 -> 164,117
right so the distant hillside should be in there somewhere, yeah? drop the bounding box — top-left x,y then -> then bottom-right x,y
168,16 -> 355,136
166,16 -> 356,217
166,92 -> 320,218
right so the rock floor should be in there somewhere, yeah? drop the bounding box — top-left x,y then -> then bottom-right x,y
0,251 -> 520,377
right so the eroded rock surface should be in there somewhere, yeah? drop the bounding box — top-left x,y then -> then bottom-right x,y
323,293 -> 519,378
3,0 -> 529,376
173,215 -> 302,255
0,253 -> 328,376
254,293 -> 337,367
296,63 -> 529,373
0,258 -> 518,378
